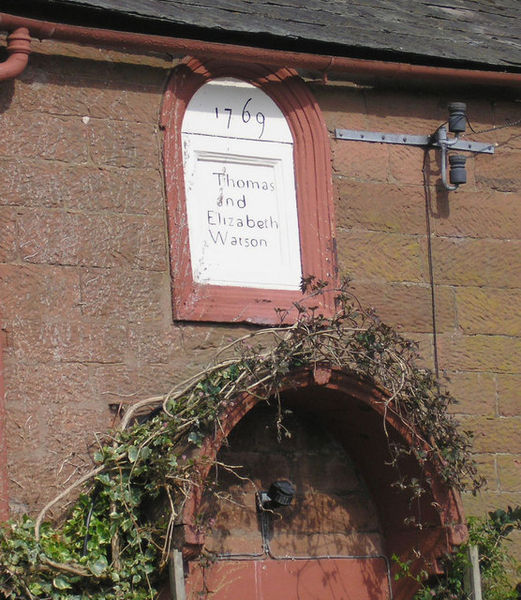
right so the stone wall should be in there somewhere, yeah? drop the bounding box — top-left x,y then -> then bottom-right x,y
1,40 -> 521,553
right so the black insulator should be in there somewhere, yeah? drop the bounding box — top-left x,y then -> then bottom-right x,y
268,480 -> 295,507
448,102 -> 467,133
449,154 -> 467,185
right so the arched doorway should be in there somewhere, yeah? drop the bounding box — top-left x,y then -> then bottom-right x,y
169,369 -> 467,600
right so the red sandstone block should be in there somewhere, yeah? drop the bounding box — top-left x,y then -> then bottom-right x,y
85,86 -> 162,123
135,216 -> 168,271
349,282 -> 455,333
364,90 -> 442,134
88,119 -> 158,168
332,140 -> 389,181
0,207 -> 18,262
431,237 -> 521,288
475,149 -> 521,192
17,210 -> 167,270
0,159 -> 65,209
388,145 -> 426,186
438,333 -> 521,373
17,74 -> 90,117
497,455 -> 521,492
0,159 -> 163,215
444,371 -> 496,416
457,415 -> 521,453
312,84 -> 368,132
0,111 -> 88,163
126,324 -> 184,364
0,263 -> 81,320
456,287 -> 521,336
80,268 -> 167,322
497,374 -> 521,416
90,363 -> 139,404
336,229 -> 426,283
18,55 -> 164,122
5,361 -> 92,410
7,318 -> 127,363
61,166 -> 163,215
0,162 -> 164,215
334,180 -> 427,234
433,189 -> 521,240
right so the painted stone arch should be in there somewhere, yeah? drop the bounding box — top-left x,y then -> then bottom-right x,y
173,368 -> 467,600
161,58 -> 337,324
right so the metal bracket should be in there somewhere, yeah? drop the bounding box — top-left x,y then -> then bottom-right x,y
335,128 -> 495,154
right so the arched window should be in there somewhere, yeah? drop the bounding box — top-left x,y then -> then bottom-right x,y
161,59 -> 336,324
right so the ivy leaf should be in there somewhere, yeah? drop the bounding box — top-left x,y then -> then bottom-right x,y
53,576 -> 72,590
127,446 -> 139,463
89,555 -> 109,577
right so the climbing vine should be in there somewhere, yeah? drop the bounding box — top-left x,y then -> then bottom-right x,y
396,506 -> 521,600
0,279 -> 483,599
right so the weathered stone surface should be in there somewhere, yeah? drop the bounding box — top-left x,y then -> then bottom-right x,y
16,210 -> 167,270
313,84 -> 368,132
349,282 -> 455,333
7,318 -> 127,364
497,374 -> 521,416
337,230 -> 426,283
332,140 -> 389,182
433,190 -> 521,240
335,180 -> 426,235
88,119 -> 159,169
456,287 -> 521,336
79,268 -> 168,322
0,111 -> 89,163
445,371 -> 496,416
457,415 -> 521,453
438,334 -> 521,373
497,455 -> 521,492
0,207 -> 18,262
432,237 -> 521,288
0,263 -> 81,320
0,160 -> 163,214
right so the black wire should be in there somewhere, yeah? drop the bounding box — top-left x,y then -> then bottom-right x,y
465,115 -> 521,137
422,149 -> 440,387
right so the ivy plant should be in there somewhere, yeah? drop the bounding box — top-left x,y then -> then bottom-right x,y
405,506 -> 521,600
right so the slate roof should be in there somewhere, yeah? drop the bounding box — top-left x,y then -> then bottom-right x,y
3,0 -> 521,71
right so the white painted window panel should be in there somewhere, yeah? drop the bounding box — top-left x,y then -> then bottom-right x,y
182,133 -> 301,290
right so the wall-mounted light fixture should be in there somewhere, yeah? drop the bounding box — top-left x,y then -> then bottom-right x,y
256,480 -> 296,552
335,102 -> 494,193
257,480 -> 296,510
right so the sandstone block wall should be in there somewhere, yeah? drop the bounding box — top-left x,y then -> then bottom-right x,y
0,41 -> 520,555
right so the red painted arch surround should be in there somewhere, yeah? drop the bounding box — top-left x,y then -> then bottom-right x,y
176,368 -> 467,599
161,58 -> 337,324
